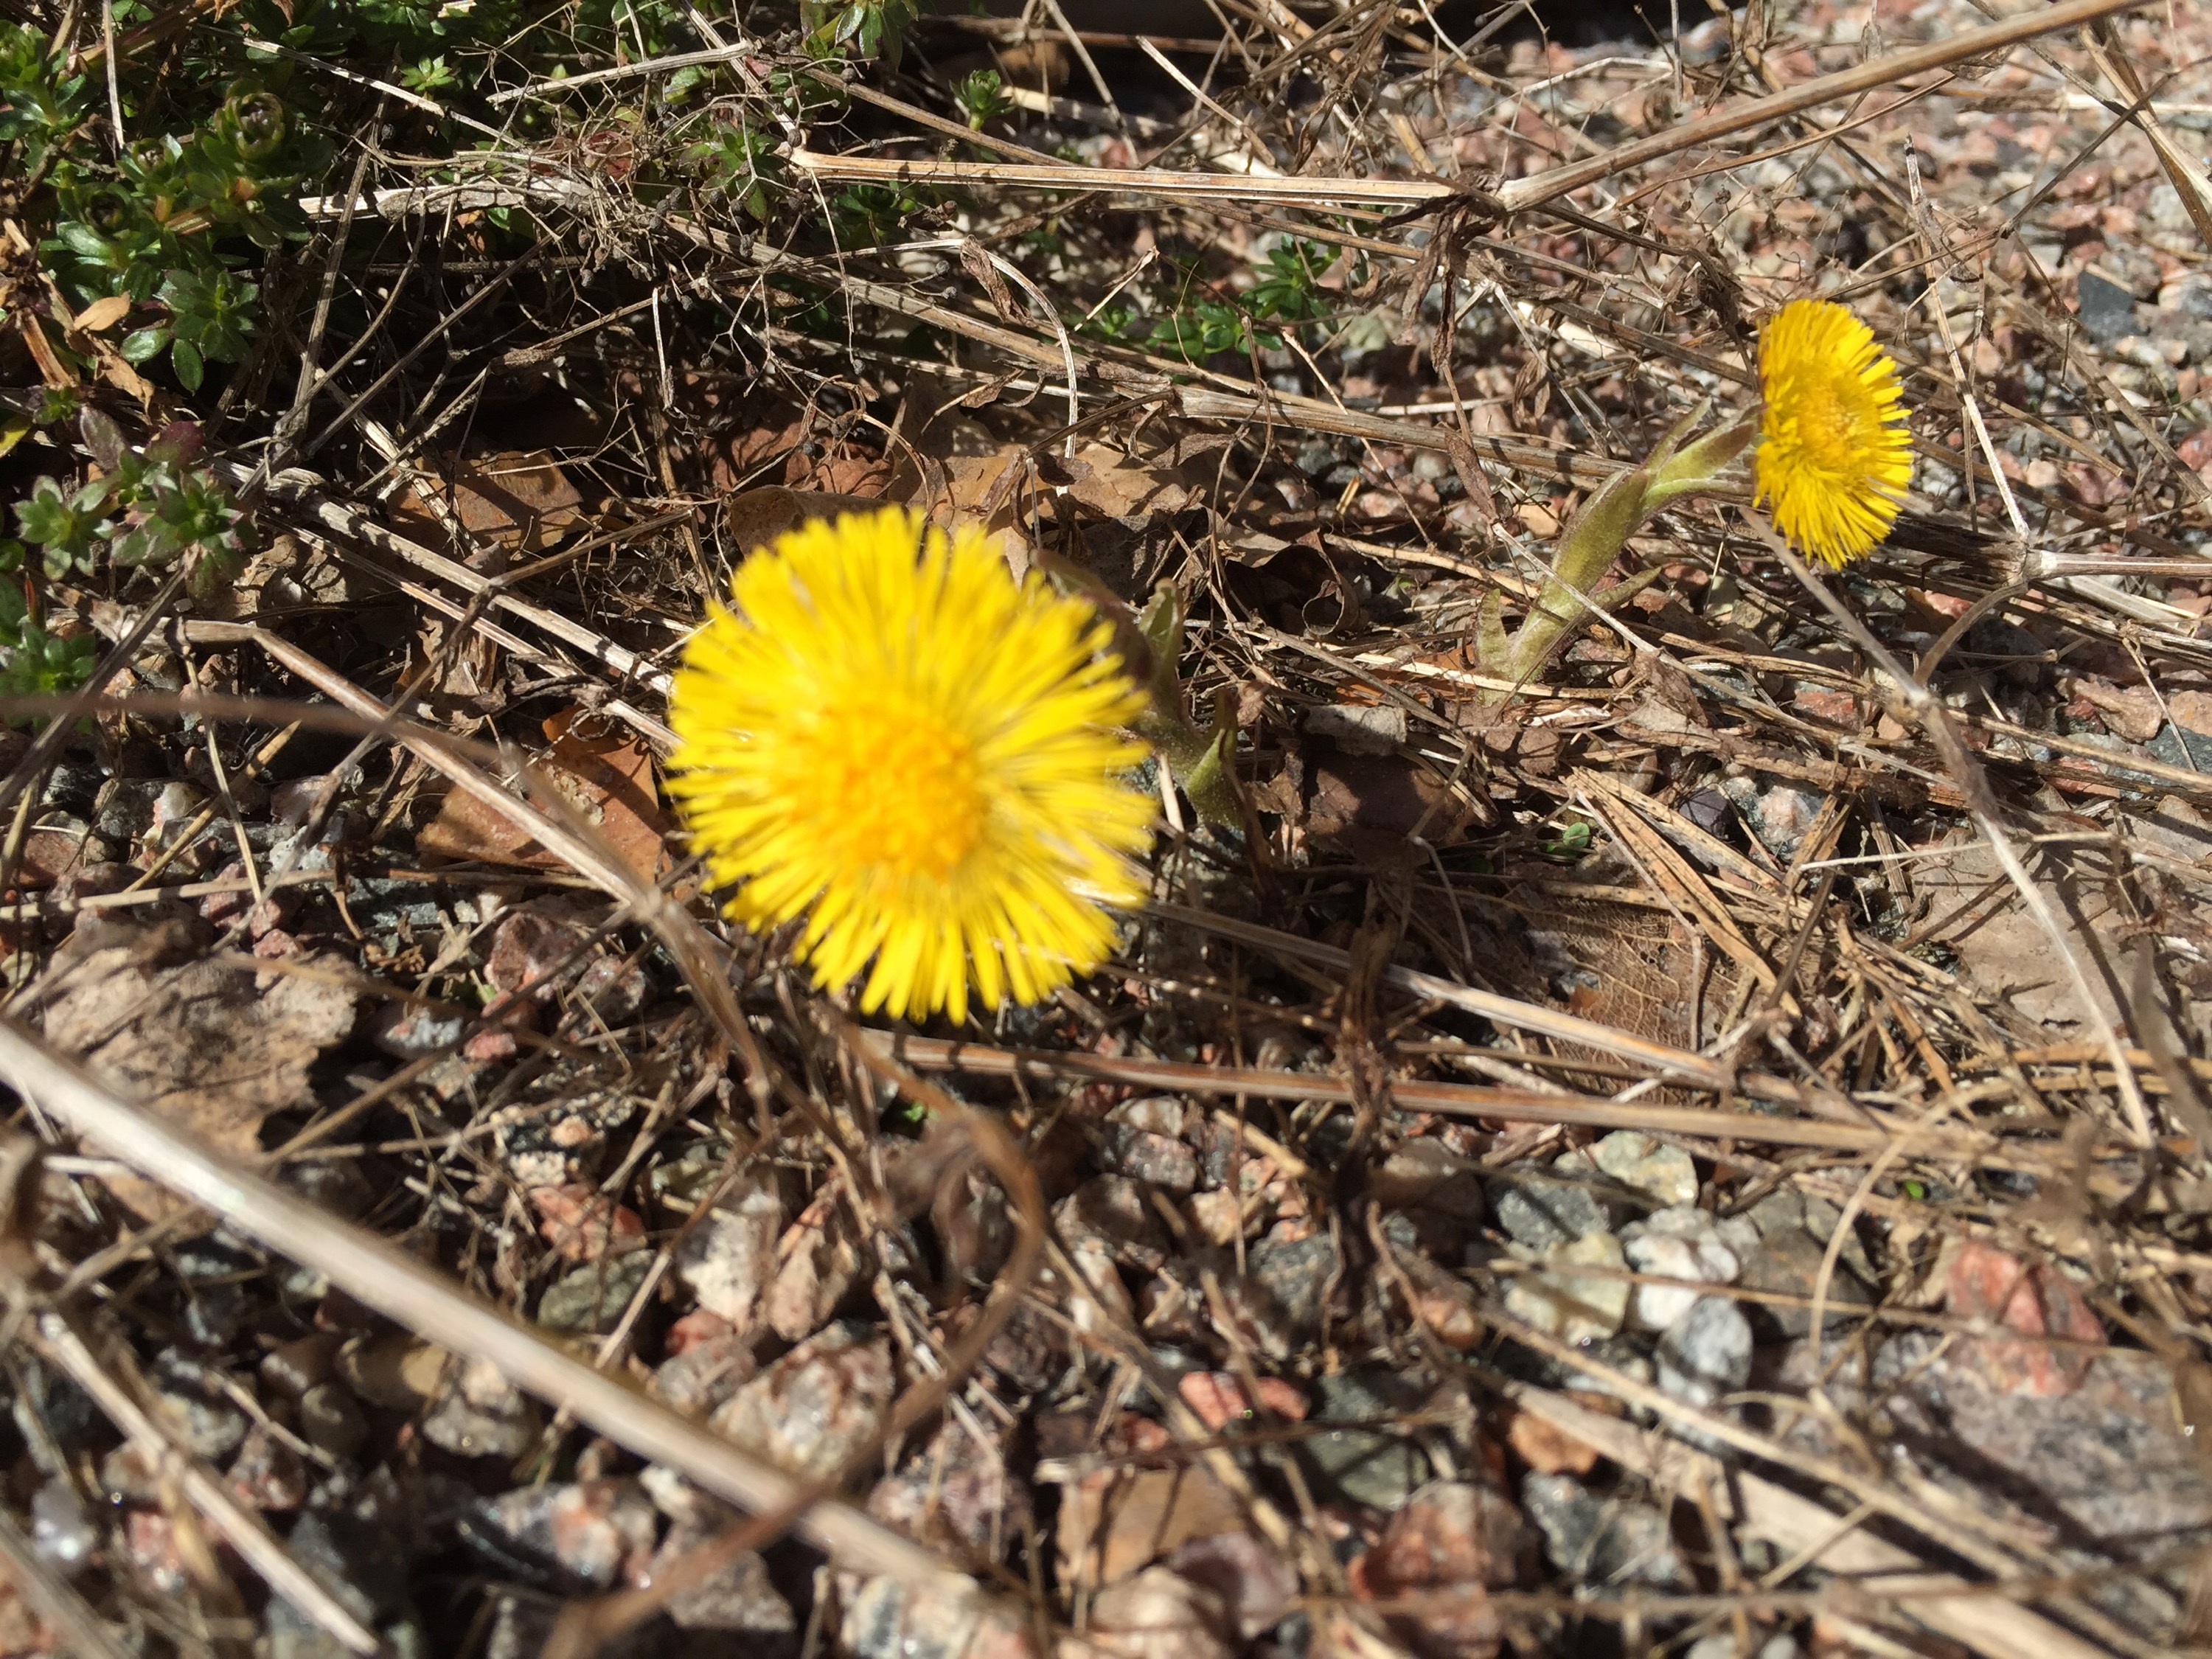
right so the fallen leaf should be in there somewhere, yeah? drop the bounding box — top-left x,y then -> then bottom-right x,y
36,917 -> 356,1220
1306,744 -> 1478,860
417,705 -> 669,885
1062,443 -> 1192,518
71,294 -> 133,333
1914,838 -> 2123,1028
723,485 -> 886,555
389,449 -> 590,557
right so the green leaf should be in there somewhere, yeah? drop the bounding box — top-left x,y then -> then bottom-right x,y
119,324 -> 170,363
56,221 -> 114,259
171,337 -> 205,391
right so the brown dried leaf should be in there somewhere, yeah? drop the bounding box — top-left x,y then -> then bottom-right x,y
1306,746 -> 1477,859
389,450 -> 589,555
1062,444 -> 1192,518
723,486 -> 886,555
36,919 -> 356,1220
71,294 -> 133,333
417,706 -> 668,886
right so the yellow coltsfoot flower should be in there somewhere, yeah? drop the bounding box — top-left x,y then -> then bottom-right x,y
1753,296 -> 1914,568
667,506 -> 1155,1023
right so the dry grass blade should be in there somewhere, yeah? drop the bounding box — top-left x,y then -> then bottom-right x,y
863,1031 -> 2087,1166
0,1505 -> 136,1659
790,0 -> 2149,216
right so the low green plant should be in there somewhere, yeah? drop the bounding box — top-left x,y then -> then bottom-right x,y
1084,240 -> 1346,364
682,120 -> 782,221
801,0 -> 917,70
0,545 -> 97,723
830,181 -> 931,247
953,69 -> 1012,131
12,414 -> 248,596
30,54 -> 314,392
1245,237 -> 1338,325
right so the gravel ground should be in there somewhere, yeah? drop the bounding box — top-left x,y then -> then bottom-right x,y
8,1 -> 2212,1658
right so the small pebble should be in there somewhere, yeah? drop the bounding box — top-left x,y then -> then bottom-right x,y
712,1321 -> 894,1480
1503,1231 -> 1631,1344
1621,1206 -> 1739,1332
1588,1131 -> 1699,1208
299,1381 -> 369,1459
672,1182 -> 784,1327
29,1478 -> 95,1571
1658,1295 -> 1755,1411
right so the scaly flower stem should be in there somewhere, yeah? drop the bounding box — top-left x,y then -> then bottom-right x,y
1133,580 -> 1238,828
1480,412 -> 1754,703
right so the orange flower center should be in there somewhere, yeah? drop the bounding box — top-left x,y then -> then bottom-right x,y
1790,382 -> 1864,475
812,698 -> 986,883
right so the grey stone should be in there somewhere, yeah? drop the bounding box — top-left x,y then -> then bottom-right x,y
839,1573 -> 1034,1659
1233,1234 -> 1337,1349
1657,1295 -> 1754,1410
1503,1231 -> 1630,1343
2152,723 -> 2212,772
1298,1371 -> 1432,1509
421,1359 -> 544,1459
149,1351 -> 248,1460
537,1252 -> 653,1334
1486,1164 -> 1616,1249
1521,1473 -> 1691,1590
1870,1342 -> 2212,1556
1736,1228 -> 1871,1337
867,1419 -> 1032,1558
272,1506 -> 414,1659
1099,1125 -> 1200,1192
30,1478 -> 95,1571
299,1382 -> 367,1460
2163,275 -> 2212,319
658,1524 -> 795,1635
91,778 -> 166,848
184,1279 -> 250,1346
1740,1189 -> 1875,1282
371,1004 -> 466,1060
1719,773 -> 1824,863
41,760 -> 102,818
712,1321 -> 894,1481
1621,1208 -> 1739,1332
2078,268 -> 2143,342
226,1425 -> 308,1511
466,1480 -> 657,1590
1108,1096 -> 1187,1136
674,1182 -> 785,1328
1370,1139 -> 1486,1224
1588,1131 -> 1698,1208
1056,1175 -> 1172,1273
